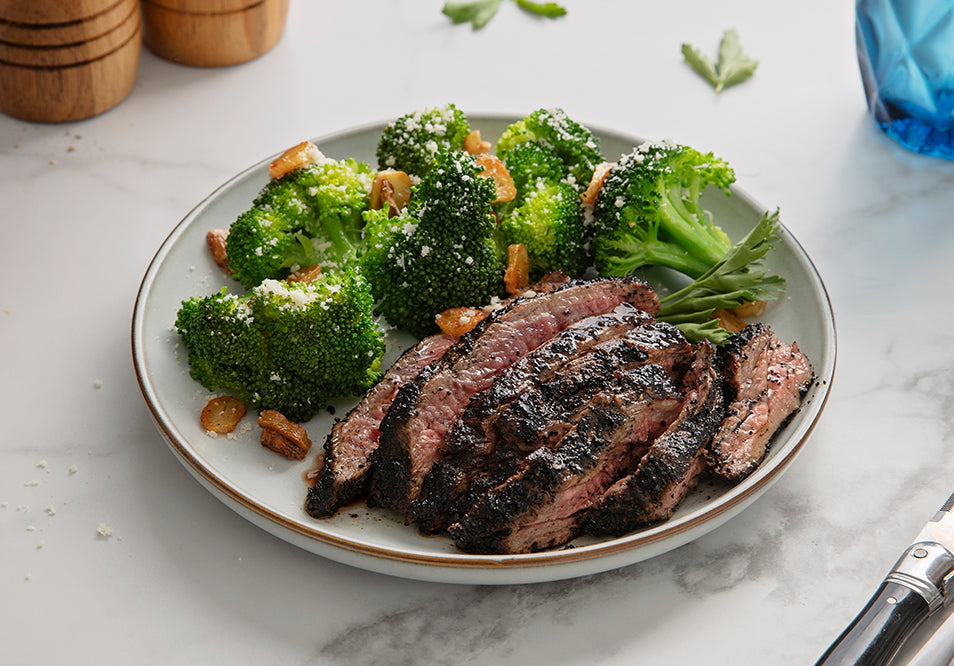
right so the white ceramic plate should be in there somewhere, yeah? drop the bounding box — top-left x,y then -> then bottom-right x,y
132,116 -> 836,585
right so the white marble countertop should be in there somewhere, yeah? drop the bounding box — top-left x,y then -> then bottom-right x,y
4,1 -> 954,664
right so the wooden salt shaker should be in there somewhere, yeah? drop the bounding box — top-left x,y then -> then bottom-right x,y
141,0 -> 290,67
0,0 -> 142,123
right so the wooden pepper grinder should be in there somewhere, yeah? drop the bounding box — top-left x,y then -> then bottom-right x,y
0,0 -> 142,122
140,0 -> 290,67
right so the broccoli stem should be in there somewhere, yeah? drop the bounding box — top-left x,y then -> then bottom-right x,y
605,234 -> 714,278
658,186 -> 731,269
319,215 -> 357,263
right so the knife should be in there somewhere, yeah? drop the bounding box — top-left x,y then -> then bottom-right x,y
817,492 -> 954,666
903,602 -> 954,666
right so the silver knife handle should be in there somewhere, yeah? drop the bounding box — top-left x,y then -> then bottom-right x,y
816,543 -> 954,666
887,541 -> 954,612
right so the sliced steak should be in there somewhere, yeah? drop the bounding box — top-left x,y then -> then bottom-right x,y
368,276 -> 661,515
410,304 -> 655,533
584,341 -> 725,536
419,321 -> 694,534
306,272 -> 569,519
709,324 -> 814,482
492,321 -> 692,448
304,333 -> 456,518
449,364 -> 684,554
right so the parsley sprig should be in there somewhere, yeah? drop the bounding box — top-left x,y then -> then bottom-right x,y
443,0 -> 566,30
682,29 -> 758,93
657,210 -> 785,344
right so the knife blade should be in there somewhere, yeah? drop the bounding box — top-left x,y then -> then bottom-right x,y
816,492 -> 954,666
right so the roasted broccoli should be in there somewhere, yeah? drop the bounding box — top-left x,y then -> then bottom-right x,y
498,141 -> 565,198
375,104 -> 471,178
495,108 -> 603,188
492,111 -> 597,278
175,269 -> 385,422
361,149 -> 503,337
497,180 -> 589,278
225,156 -> 374,289
591,141 -> 736,280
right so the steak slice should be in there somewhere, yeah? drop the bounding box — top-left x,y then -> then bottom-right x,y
584,341 -> 725,536
709,324 -> 814,482
368,276 -> 661,515
423,321 -> 694,534
449,364 -> 684,554
303,333 -> 456,518
492,321 -> 691,448
410,304 -> 655,533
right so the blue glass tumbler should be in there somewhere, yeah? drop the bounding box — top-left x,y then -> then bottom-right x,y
856,0 -> 954,159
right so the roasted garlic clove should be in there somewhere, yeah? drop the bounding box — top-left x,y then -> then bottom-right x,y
714,308 -> 747,334
580,162 -> 614,205
475,153 -> 517,204
435,306 -> 488,338
732,300 -> 767,318
369,169 -> 413,217
206,229 -> 231,275
503,243 -> 530,295
201,396 -> 246,434
287,264 -> 322,284
257,409 -> 312,460
463,130 -> 492,155
268,140 -> 323,180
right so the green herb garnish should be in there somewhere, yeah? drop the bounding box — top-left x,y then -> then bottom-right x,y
682,29 -> 758,93
657,210 -> 786,344
513,0 -> 567,18
443,0 -> 566,30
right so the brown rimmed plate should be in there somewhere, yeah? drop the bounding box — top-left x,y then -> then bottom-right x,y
131,116 -> 836,585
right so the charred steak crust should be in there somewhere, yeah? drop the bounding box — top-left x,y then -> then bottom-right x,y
709,324 -> 814,482
449,364 -> 684,554
368,276 -> 661,515
304,333 -> 455,518
410,305 -> 657,533
584,341 -> 725,536
492,321 -> 692,448
416,320 -> 694,534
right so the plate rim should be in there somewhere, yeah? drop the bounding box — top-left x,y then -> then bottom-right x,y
131,113 -> 838,581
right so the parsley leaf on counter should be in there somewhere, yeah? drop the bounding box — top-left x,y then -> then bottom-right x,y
513,0 -> 567,18
682,29 -> 758,93
443,0 -> 566,30
443,0 -> 502,29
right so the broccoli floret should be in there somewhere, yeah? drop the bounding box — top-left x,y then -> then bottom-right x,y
295,158 -> 375,250
253,176 -> 315,230
175,269 -> 385,422
591,141 -> 735,280
497,141 -> 566,210
494,119 -> 594,278
174,287 -> 268,394
498,180 -> 589,278
226,157 -> 373,289
376,104 -> 471,178
361,150 -> 503,337
496,108 -> 603,188
224,208 -> 300,290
